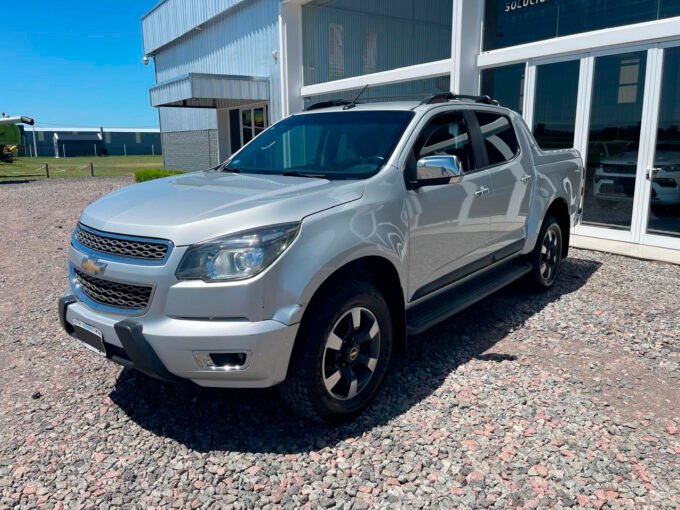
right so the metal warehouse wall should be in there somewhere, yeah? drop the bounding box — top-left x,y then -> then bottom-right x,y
19,129 -> 161,157
142,0 -> 248,54
153,0 -> 282,123
103,132 -> 162,156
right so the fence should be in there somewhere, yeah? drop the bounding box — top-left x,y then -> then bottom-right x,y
0,161 -> 100,181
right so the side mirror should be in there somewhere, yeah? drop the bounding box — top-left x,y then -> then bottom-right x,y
407,155 -> 464,189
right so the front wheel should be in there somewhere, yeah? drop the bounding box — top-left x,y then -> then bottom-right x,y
526,215 -> 563,290
279,280 -> 392,423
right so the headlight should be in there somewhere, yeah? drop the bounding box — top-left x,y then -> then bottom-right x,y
176,223 -> 299,282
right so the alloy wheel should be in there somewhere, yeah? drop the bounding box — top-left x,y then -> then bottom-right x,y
322,307 -> 381,401
540,226 -> 560,283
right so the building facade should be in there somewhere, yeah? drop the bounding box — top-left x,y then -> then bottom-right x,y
20,127 -> 161,158
142,0 -> 680,257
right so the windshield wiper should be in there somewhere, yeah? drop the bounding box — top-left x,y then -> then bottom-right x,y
282,170 -> 328,179
220,165 -> 240,174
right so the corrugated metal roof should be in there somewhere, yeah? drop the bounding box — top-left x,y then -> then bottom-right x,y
142,0 -> 249,54
149,73 -> 269,108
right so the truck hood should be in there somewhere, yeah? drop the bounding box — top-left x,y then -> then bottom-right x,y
79,170 -> 365,245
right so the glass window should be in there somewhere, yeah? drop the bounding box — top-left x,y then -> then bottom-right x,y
481,64 -> 525,114
483,0 -> 558,51
414,111 -> 476,172
302,0 -> 453,86
242,110 -> 253,144
475,112 -> 520,165
532,60 -> 580,150
660,0 -> 680,16
583,51 -> 647,230
646,46 -> 680,238
228,111 -> 414,180
558,0 -> 658,37
483,0 -> 680,51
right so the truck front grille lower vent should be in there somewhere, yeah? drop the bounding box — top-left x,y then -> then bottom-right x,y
73,268 -> 153,312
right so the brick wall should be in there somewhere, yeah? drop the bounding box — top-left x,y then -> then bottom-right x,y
161,130 -> 220,171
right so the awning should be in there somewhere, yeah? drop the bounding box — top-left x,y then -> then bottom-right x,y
149,73 -> 269,109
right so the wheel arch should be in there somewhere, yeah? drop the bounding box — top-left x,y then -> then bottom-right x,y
545,197 -> 571,258
299,256 -> 407,354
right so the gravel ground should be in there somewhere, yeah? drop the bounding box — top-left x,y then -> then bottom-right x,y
0,177 -> 678,509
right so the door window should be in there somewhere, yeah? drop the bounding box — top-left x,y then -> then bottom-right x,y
475,112 -> 520,166
414,111 -> 476,172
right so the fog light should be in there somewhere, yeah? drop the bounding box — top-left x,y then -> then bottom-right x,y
193,351 -> 248,370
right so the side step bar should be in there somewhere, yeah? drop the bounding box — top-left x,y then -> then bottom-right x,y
406,259 -> 532,336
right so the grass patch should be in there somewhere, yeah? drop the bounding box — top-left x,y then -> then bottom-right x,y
0,155 -> 165,180
135,168 -> 183,182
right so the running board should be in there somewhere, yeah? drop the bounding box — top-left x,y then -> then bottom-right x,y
406,259 -> 532,336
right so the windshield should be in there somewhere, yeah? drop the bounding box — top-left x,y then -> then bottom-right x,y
225,110 -> 414,179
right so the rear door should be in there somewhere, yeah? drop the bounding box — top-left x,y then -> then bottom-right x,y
405,108 -> 493,300
472,110 -> 532,254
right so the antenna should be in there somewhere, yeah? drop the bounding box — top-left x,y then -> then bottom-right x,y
343,85 -> 369,110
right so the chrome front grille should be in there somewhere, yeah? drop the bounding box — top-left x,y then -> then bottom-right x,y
73,267 -> 153,312
74,224 -> 171,262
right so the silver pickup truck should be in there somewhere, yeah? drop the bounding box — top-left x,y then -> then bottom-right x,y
59,94 -> 583,422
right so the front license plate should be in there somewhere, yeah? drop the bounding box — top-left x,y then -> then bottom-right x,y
72,319 -> 106,356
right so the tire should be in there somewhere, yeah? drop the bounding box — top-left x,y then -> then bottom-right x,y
279,280 -> 393,423
526,215 -> 563,291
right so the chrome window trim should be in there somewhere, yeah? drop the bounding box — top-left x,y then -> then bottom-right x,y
69,264 -> 156,316
72,223 -> 174,266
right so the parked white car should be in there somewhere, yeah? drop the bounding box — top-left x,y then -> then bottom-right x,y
594,142 -> 680,212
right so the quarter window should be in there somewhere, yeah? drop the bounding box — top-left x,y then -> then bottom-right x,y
475,112 -> 519,166
414,111 -> 476,172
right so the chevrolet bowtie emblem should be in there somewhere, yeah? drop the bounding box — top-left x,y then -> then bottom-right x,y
81,257 -> 107,276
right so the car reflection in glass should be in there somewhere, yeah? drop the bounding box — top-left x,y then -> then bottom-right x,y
594,142 -> 680,215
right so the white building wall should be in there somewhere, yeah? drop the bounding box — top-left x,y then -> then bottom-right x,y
159,107 -> 217,133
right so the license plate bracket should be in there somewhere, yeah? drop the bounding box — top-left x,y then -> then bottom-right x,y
72,319 -> 106,356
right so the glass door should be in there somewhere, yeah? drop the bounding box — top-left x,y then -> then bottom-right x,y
581,51 -> 648,234
638,44 -> 680,247
240,105 -> 268,147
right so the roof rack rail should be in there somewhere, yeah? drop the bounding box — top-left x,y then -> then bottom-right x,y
419,92 -> 499,106
305,100 -> 352,111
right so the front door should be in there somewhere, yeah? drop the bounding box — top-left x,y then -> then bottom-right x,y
406,109 -> 492,300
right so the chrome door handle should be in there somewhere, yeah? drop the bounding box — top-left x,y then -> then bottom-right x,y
646,168 -> 661,180
475,187 -> 490,196
521,174 -> 532,183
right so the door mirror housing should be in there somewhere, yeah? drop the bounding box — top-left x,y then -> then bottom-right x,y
407,155 -> 464,189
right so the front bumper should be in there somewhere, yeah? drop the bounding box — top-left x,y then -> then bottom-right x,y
59,294 -> 298,388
